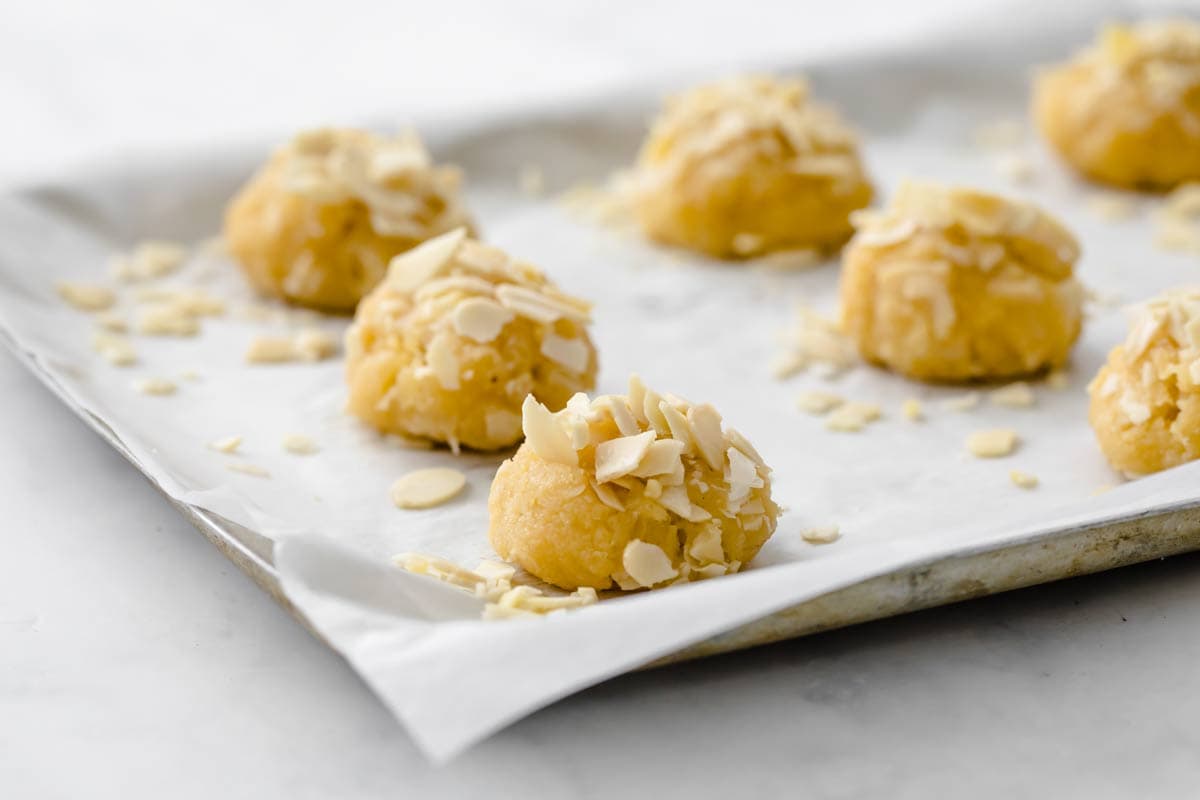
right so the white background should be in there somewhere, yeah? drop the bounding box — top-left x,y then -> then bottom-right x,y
3,0 -> 1200,797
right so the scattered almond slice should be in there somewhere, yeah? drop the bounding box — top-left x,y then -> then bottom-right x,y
796,390 -> 843,415
132,377 -> 176,396
901,398 -> 924,421
226,462 -> 270,478
748,248 -> 822,272
282,434 -> 318,455
940,392 -> 980,412
209,435 -> 243,454
1009,470 -> 1039,489
137,304 -> 200,336
966,429 -> 1018,458
621,540 -> 678,588
92,332 -> 137,366
824,401 -> 882,432
111,240 -> 187,282
95,312 -> 128,332
994,153 -> 1035,185
800,524 -> 841,544
989,381 -> 1036,408
390,467 -> 467,509
972,118 -> 1025,150
1085,193 -> 1137,221
245,336 -> 298,363
57,281 -> 116,311
294,329 -> 339,361
1046,370 -> 1070,390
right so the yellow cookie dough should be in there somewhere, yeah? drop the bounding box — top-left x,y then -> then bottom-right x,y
488,376 -> 780,591
1088,289 -> 1200,476
630,75 -> 873,259
1034,20 -> 1200,190
840,181 -> 1084,382
345,229 -> 597,451
224,128 -> 473,312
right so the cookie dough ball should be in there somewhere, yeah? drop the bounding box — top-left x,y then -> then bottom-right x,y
1034,20 -> 1200,190
224,128 -> 473,312
840,182 -> 1084,382
488,376 -> 780,591
345,229 -> 597,451
630,75 -> 873,259
1088,289 -> 1200,476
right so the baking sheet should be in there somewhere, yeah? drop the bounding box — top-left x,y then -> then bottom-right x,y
2,1 -> 1199,762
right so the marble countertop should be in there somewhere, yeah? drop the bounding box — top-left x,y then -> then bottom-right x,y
2,1 -> 1197,796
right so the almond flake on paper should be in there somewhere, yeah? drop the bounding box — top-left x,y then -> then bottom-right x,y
110,240 -> 188,282
989,381 -> 1035,408
901,398 -> 924,421
940,391 -> 980,412
796,390 -> 844,415
57,281 -> 116,311
92,332 -> 137,366
390,467 -> 467,509
282,434 -> 319,455
1009,470 -> 1039,489
226,462 -> 271,478
824,401 -> 882,432
966,428 -> 1018,458
800,524 -> 841,545
209,435 -> 243,454
132,377 -> 176,396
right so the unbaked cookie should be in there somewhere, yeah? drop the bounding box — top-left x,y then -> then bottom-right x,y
224,128 -> 473,312
488,376 -> 780,591
345,229 -> 597,451
1088,289 -> 1200,476
1034,20 -> 1200,190
630,75 -> 873,259
840,181 -> 1084,382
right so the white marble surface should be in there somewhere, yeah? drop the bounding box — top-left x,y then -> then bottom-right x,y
3,1 -> 1200,796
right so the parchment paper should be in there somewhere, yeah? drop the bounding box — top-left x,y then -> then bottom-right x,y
1,0 -> 1198,762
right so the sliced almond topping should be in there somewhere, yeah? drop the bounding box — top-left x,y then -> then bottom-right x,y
966,429 -> 1018,458
631,438 -> 686,478
485,408 -> 522,443
57,281 -> 116,311
390,467 -> 467,509
990,382 -> 1036,408
726,446 -> 763,510
796,390 -> 843,415
658,485 -> 710,522
386,228 -> 467,292
626,375 -> 649,424
226,462 -> 270,478
453,297 -> 514,343
282,434 -> 318,455
539,333 -> 590,373
590,479 -> 625,511
92,332 -> 137,366
644,478 -> 663,499
521,395 -> 578,466
1009,470 -> 1039,489
800,524 -> 841,544
659,401 -> 694,454
209,435 -> 243,454
595,431 -> 656,483
137,304 -> 199,336
495,284 -> 591,324
901,398 -> 924,421
621,540 -> 678,588
726,428 -> 766,468
95,312 -> 127,332
426,331 -> 461,390
601,396 -> 642,437
132,377 -> 176,396
1086,193 -> 1138,221
687,403 -> 725,471
688,526 -> 725,564
641,389 -> 672,436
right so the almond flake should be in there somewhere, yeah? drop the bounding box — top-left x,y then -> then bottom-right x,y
600,396 -> 642,437
796,390 -> 843,415
137,304 -> 199,336
95,312 -> 127,332
726,446 -> 762,509
621,540 -> 678,588
245,336 -> 299,363
1009,470 -> 1039,489
521,395 -> 578,466
990,382 -> 1036,408
540,333 -> 590,373
485,408 -> 522,443
390,467 -> 467,509
590,479 -> 625,511
453,297 -> 513,343
282,434 -> 318,455
1086,193 -> 1137,221
132,377 -> 176,396
57,281 -> 116,311
394,552 -> 484,591
726,428 -> 766,467
688,526 -> 725,564
209,435 -> 243,454
294,329 -> 338,361
901,398 -> 924,421
426,331 -> 461,389
657,484 -> 710,522
495,283 -> 590,324
687,404 -> 725,471
825,401 -> 881,432
595,431 -> 656,483
966,429 -> 1018,458
226,462 -> 270,478
658,401 -> 694,453
1046,371 -> 1070,390
800,524 -> 841,544
111,240 -> 187,282
631,438 -> 686,478
386,228 -> 467,292
92,332 -> 137,366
